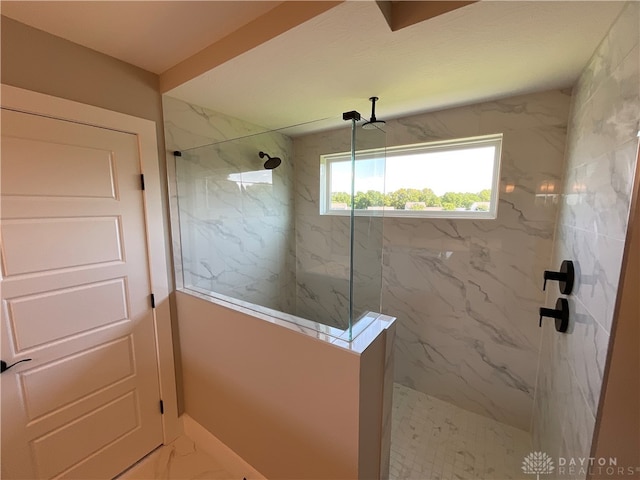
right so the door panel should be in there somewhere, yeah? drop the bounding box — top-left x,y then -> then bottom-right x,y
1,136 -> 117,199
1,109 -> 163,479
32,391 -> 139,479
7,278 -> 129,352
2,216 -> 124,275
20,337 -> 134,420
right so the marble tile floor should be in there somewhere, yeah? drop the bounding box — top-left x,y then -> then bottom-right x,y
391,384 -> 532,480
117,435 -> 238,480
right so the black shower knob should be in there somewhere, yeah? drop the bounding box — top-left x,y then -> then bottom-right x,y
539,298 -> 569,333
543,260 -> 574,295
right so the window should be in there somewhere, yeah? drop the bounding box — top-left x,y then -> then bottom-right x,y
320,134 -> 502,219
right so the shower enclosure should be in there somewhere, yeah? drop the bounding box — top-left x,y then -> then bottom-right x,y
172,112 -> 386,340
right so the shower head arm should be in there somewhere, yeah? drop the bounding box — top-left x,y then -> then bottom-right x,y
369,96 -> 379,121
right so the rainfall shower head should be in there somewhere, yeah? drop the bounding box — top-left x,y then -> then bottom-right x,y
259,151 -> 282,170
362,96 -> 386,130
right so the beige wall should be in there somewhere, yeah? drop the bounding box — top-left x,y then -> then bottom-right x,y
1,16 -> 161,125
0,15 -> 173,286
176,291 -> 392,479
358,336 -> 386,480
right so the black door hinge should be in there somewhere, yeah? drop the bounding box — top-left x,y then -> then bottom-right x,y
150,293 -> 155,308
140,174 -> 145,190
160,400 -> 164,414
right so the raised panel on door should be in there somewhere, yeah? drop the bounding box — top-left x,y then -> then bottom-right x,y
7,278 -> 129,352
1,216 -> 124,276
1,136 -> 117,199
1,108 -> 163,479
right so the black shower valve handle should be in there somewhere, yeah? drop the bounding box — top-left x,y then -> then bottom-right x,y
543,271 -> 565,291
539,298 -> 569,333
542,260 -> 575,295
539,307 -> 558,327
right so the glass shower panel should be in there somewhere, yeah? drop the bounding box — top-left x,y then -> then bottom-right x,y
172,113 -> 386,341
349,122 -> 386,338
175,130 -> 296,316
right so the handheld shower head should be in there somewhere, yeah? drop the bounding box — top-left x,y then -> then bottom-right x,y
362,96 -> 386,130
259,151 -> 282,170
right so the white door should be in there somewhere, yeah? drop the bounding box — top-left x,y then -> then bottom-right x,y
0,109 -> 163,479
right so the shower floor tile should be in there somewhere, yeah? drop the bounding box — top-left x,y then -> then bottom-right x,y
391,384 -> 531,480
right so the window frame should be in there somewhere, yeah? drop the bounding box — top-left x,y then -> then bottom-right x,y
320,134 -> 503,219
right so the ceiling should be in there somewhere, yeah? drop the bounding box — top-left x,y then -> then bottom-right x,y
2,1 -> 626,135
1,1 -> 283,74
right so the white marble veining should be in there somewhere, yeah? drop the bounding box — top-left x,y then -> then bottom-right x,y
391,383 -> 531,480
117,436 -> 235,480
164,95 -> 383,333
164,96 -> 297,316
533,1 -> 639,469
292,89 -> 571,430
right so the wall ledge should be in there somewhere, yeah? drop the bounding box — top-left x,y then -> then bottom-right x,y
177,287 -> 395,354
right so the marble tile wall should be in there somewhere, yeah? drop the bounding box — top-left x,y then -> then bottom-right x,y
292,90 -> 572,430
532,2 -> 639,470
163,96 -> 296,314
